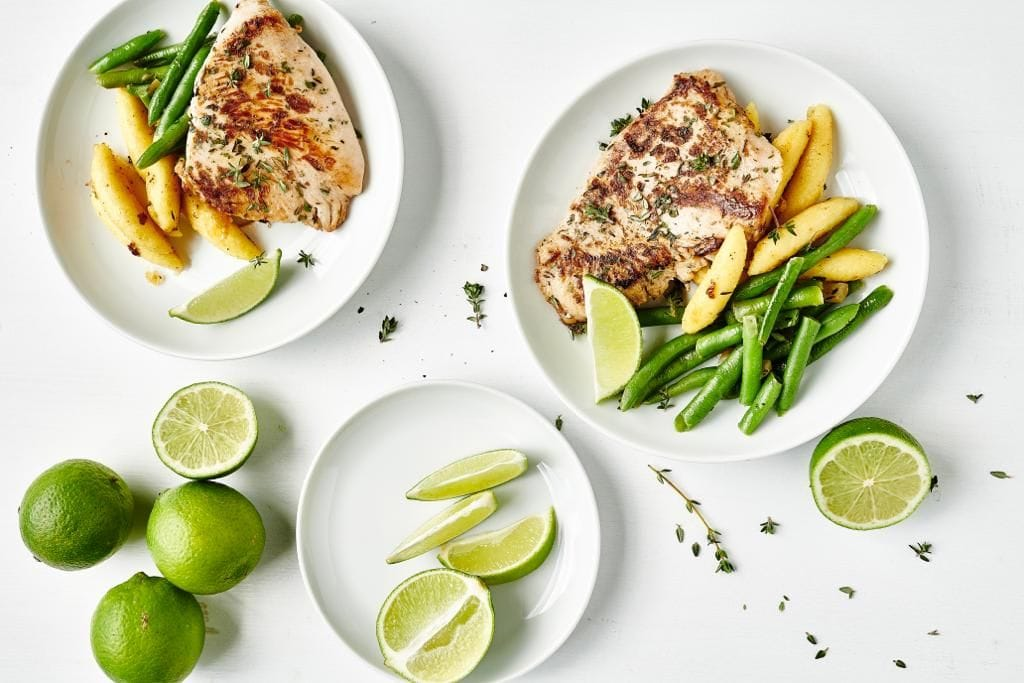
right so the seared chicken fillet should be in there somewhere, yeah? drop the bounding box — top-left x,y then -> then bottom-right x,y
535,70 -> 781,324
181,0 -> 363,231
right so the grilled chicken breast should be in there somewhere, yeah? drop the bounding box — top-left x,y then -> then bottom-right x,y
535,70 -> 781,324
181,0 -> 363,231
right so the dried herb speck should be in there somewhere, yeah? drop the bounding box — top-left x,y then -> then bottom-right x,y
806,632 -> 817,645
378,315 -> 397,343
759,516 -> 779,534
990,471 -> 1012,479
966,393 -> 983,403
839,586 -> 855,599
894,659 -> 906,669
909,542 -> 932,562
554,415 -> 563,431
815,648 -> 828,660
675,525 -> 685,543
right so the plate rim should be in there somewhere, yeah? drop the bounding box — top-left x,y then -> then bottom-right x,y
504,39 -> 930,462
294,378 -> 602,682
34,0 -> 405,360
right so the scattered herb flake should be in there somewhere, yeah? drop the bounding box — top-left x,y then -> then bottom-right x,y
759,517 -> 779,535
966,393 -> 983,403
894,660 -> 906,669
610,114 -> 633,136
930,475 -> 939,492
637,97 -> 652,113
675,525 -> 685,543
909,542 -> 932,562
691,542 -> 701,557
815,648 -> 828,660
480,263 -> 489,272
990,470 -> 1012,479
554,415 -> 563,431
378,315 -> 397,343
249,253 -> 267,268
297,250 -> 316,268
806,632 -> 817,645
927,629 -> 940,636
839,586 -> 855,599
583,202 -> 612,223
778,600 -> 785,612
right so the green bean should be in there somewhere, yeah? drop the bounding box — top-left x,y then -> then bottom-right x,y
95,65 -> 169,88
149,2 -> 222,125
675,349 -> 743,431
136,115 -> 189,169
636,306 -> 682,327
734,205 -> 879,299
764,339 -> 792,361
620,333 -> 701,410
739,315 -> 762,405
135,35 -> 214,67
758,257 -> 804,344
808,286 -> 894,364
89,29 -> 166,74
125,83 -> 151,101
643,367 -> 717,404
154,41 -> 213,137
738,375 -> 783,435
694,324 -> 742,357
846,280 -> 865,297
775,309 -> 801,330
731,282 -> 823,320
777,316 -> 822,414
815,304 -> 859,342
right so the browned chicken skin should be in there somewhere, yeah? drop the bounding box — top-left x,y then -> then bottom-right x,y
535,70 -> 781,324
181,0 -> 364,231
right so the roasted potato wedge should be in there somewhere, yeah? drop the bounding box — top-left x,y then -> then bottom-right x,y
184,190 -> 263,261
90,143 -> 183,271
682,225 -> 747,334
770,119 -> 813,207
749,197 -> 859,275
114,88 -> 181,235
777,105 -> 833,221
822,281 -> 849,304
745,102 -> 760,134
803,248 -> 888,281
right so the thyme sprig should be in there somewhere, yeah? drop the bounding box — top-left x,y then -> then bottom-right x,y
909,542 -> 932,562
463,282 -> 486,328
297,250 -> 316,268
378,315 -> 397,343
759,517 -> 779,534
648,465 -> 734,573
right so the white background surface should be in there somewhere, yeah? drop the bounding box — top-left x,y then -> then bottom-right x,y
1,0 -> 1021,680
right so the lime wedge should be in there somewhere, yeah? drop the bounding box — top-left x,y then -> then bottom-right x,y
583,275 -> 642,402
169,249 -> 281,323
406,450 -> 528,501
438,508 -> 556,584
387,491 -> 497,564
810,417 -> 932,530
151,382 -> 258,479
376,568 -> 494,683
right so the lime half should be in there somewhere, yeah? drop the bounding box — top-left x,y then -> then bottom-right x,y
169,249 -> 281,323
376,568 -> 494,683
810,417 -> 932,530
583,275 -> 642,402
387,491 -> 497,564
439,508 -> 556,584
406,449 -> 528,501
152,382 -> 258,479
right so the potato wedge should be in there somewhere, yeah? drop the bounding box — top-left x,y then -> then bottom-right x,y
682,225 -> 747,334
748,197 -> 859,275
822,281 -> 849,304
777,105 -> 833,221
803,248 -> 888,281
770,119 -> 812,207
745,102 -> 760,134
91,143 -> 183,271
114,88 -> 181,235
183,190 -> 263,261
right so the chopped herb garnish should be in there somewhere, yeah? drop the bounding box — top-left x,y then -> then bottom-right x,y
597,141 -> 610,151
610,114 -> 633,136
305,80 -> 317,89
199,114 -> 212,126
637,97 -> 652,113
894,660 -> 906,669
759,517 -> 779,534
909,542 -> 932,562
463,282 -> 486,328
839,586 -> 855,599
815,648 -> 828,660
990,470 -> 1012,479
806,633 -> 817,645
649,465 -> 733,573
690,153 -> 714,171
297,250 -> 316,268
378,315 -> 397,343
730,151 -> 742,169
966,393 -> 983,403
252,132 -> 268,154
583,202 -> 612,223
229,68 -> 244,88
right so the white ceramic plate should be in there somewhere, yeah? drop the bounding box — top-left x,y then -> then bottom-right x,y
296,381 -> 600,682
507,41 -> 928,462
36,0 -> 402,359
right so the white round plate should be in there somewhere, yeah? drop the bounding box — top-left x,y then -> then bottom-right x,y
507,41 -> 928,462
36,0 -> 402,359
296,381 -> 600,682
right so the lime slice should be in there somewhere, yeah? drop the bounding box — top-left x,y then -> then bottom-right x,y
152,382 -> 258,479
810,417 -> 932,530
438,508 -> 556,584
376,568 -> 494,683
583,275 -> 642,402
387,491 -> 497,564
169,249 -> 281,323
406,450 -> 528,501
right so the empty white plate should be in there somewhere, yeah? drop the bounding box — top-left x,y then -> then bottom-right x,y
296,380 -> 601,682
36,0 -> 402,359
507,41 -> 928,462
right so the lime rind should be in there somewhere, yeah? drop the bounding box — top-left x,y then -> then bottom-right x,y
582,275 -> 642,402
152,382 -> 258,479
811,422 -> 931,530
406,449 -> 528,501
438,507 -> 556,584
376,568 -> 494,683
386,491 -> 498,564
169,249 -> 281,324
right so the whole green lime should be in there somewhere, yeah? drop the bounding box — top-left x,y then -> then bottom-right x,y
91,572 -> 205,683
147,481 -> 265,594
19,459 -> 134,570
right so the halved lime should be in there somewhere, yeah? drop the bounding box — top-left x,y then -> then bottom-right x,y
169,249 -> 281,323
406,450 -> 528,501
387,491 -> 497,564
376,568 -> 494,683
810,417 -> 932,530
438,508 -> 556,584
583,275 -> 642,402
152,382 -> 258,479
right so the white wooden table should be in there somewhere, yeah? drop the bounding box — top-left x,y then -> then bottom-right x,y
2,0 -> 1022,680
